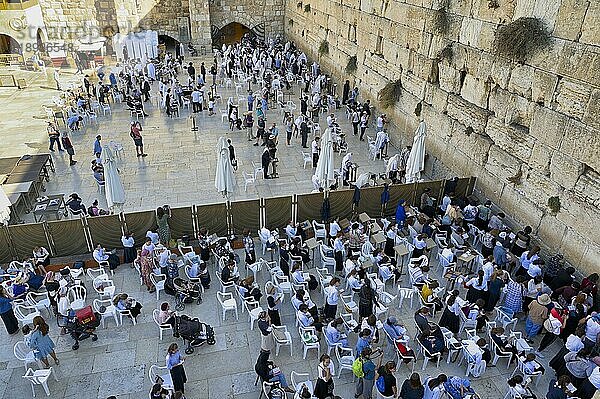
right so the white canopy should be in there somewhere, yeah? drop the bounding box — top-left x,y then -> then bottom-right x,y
103,145 -> 126,211
405,120 -> 427,183
315,128 -> 336,189
215,137 -> 236,197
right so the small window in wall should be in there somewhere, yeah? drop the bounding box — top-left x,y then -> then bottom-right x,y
348,23 -> 357,43
376,30 -> 384,56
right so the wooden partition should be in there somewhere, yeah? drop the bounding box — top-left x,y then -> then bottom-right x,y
230,199 -> 260,235
265,196 -> 292,229
196,202 -> 228,236
47,219 -> 89,256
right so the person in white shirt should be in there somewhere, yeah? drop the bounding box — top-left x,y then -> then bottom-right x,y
311,174 -> 321,192
323,277 -> 341,319
121,232 -> 136,264
347,270 -> 363,292
527,259 -> 543,279
481,259 -> 495,282
439,194 -> 451,214
146,230 -> 159,245
191,87 -> 202,113
344,256 -> 358,278
329,219 -> 341,238
440,244 -> 455,264
311,136 -> 320,167
285,221 -> 297,240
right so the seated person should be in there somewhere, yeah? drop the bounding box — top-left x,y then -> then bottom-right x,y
150,383 -> 170,399
344,255 -> 359,278
157,302 -> 175,325
93,244 -> 120,270
113,293 -> 142,320
356,328 -> 381,357
220,261 -> 239,283
361,314 -> 380,344
523,353 -> 545,375
254,350 -> 296,393
418,323 -> 446,355
443,376 -> 476,399
292,289 -> 318,317
410,264 -> 430,288
238,276 -> 262,302
415,307 -> 433,335
421,280 -> 443,312
490,326 -> 519,358
475,338 -> 492,363
284,221 -> 297,239
92,161 -> 105,184
66,193 -> 86,214
11,272 -> 31,299
383,317 -> 416,362
32,246 -> 50,274
289,236 -> 310,264
297,304 -> 322,332
379,259 -> 400,282
506,375 -> 536,399
87,199 -> 109,216
325,317 -> 349,348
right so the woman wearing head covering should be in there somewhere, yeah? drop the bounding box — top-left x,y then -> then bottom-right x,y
0,286 -> 19,334
137,249 -> 155,292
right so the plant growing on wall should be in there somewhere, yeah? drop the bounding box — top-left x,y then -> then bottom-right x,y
493,17 -> 551,63
433,8 -> 450,35
488,0 -> 500,9
318,40 -> 329,56
289,19 -> 294,26
437,43 -> 453,61
304,4 -> 311,12
345,55 -> 358,74
297,2 -> 302,9
547,196 -> 561,214
377,79 -> 403,109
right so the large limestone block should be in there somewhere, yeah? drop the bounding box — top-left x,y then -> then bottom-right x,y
580,245 -> 600,275
459,17 -> 482,48
438,63 -> 461,94
573,167 -> 600,209
583,89 -> 600,131
446,94 -> 490,134
460,74 -> 491,109
488,88 -> 533,126
498,184 -> 545,230
531,69 -> 559,106
520,169 -> 565,209
536,214 -> 567,250
581,0 -> 600,46
555,190 -> 599,240
484,144 -> 522,182
555,41 -> 599,84
450,121 -> 494,166
532,0 -> 561,30
528,37 -> 565,75
486,117 -> 535,161
402,72 -> 427,99
507,64 -> 534,100
448,0 -> 472,15
529,105 -> 568,150
555,78 -> 593,120
473,0 -> 516,23
473,167 -> 505,205
423,82 -> 449,112
477,21 -> 497,52
558,227 -> 586,266
549,152 -> 585,190
529,142 -> 553,175
451,44 -> 482,76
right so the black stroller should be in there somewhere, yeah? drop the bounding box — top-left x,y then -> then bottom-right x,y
58,305 -> 102,350
172,277 -> 202,311
168,314 -> 216,354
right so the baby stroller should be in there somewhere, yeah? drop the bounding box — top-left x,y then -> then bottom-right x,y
172,277 -> 202,311
58,305 -> 101,350
169,314 -> 216,354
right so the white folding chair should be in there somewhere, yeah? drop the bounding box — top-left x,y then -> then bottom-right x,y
149,364 -> 173,391
26,292 -> 51,316
299,325 -> 320,359
397,287 -> 416,309
272,325 -> 292,356
152,309 -> 173,340
13,304 -> 41,327
150,273 -> 166,300
335,346 -> 355,379
93,298 -> 119,328
23,367 -> 58,397
14,342 -> 39,371
217,291 -> 238,321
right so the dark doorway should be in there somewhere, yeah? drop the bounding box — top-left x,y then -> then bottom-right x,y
0,34 -> 21,54
213,22 -> 252,47
36,29 -> 47,56
158,34 -> 181,59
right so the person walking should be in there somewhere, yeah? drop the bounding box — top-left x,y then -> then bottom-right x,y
53,69 -> 61,90
156,206 -> 171,245
0,286 -> 18,334
300,117 -> 309,148
166,343 -> 187,394
130,121 -> 147,157
61,131 -> 77,166
355,347 -> 383,399
47,121 -> 63,152
93,135 -> 102,156
25,316 -> 60,367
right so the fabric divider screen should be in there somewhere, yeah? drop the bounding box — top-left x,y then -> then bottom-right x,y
297,192 -> 324,223
196,202 -> 228,236
169,207 -> 194,239
454,177 -> 471,198
46,219 -> 89,257
356,186 -> 385,218
8,223 -> 50,259
123,210 -> 158,246
87,215 -> 123,249
328,189 -> 355,221
414,180 -> 444,209
264,196 -> 292,230
386,184 -> 416,218
230,199 -> 260,235
0,226 -> 14,262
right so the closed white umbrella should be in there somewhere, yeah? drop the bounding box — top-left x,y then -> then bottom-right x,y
386,154 -> 400,174
215,137 -> 235,197
405,120 -> 427,183
315,128 -> 336,189
103,145 -> 126,212
0,187 -> 11,224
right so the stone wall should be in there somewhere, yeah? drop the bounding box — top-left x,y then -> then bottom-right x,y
210,0 -> 285,41
38,0 -> 98,41
137,0 -> 190,43
284,0 -> 600,274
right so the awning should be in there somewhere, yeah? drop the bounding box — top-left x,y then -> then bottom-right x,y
78,42 -> 104,52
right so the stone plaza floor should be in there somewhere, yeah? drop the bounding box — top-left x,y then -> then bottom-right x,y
0,63 -> 563,398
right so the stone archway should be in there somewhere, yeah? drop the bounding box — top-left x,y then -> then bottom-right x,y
212,22 -> 253,47
0,33 -> 21,54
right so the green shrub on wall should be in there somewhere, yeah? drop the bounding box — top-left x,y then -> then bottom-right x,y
377,79 -> 403,109
318,40 -> 329,56
304,4 -> 311,12
433,8 -> 450,35
493,17 -> 551,62
345,55 -> 358,74
548,196 -> 561,214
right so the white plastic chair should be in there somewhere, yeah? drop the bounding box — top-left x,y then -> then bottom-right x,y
302,152 -> 312,169
397,287 -> 416,309
341,294 -> 358,314
150,273 -> 166,300
101,103 -> 111,116
93,298 -> 119,328
149,364 -> 174,391
290,371 -> 313,393
86,267 -> 105,281
26,292 -> 51,315
217,291 -> 238,321
324,331 -> 342,356
216,270 -> 235,293
152,309 -> 173,340
244,299 -> 263,330
511,356 -> 543,386
14,341 -> 38,371
23,367 -> 58,397
417,338 -> 442,370
14,304 -> 41,326
67,285 -> 86,311
312,221 -> 327,242
272,325 -> 292,356
243,172 -> 256,192
299,325 -> 320,359
319,244 -> 336,272
335,346 -> 355,379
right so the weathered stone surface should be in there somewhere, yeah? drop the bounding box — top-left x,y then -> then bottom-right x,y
529,105 -> 568,150
580,0 -> 600,46
461,74 -> 491,109
486,117 -> 534,161
549,152 -> 585,190
531,68 -> 558,105
508,64 -> 534,100
446,94 -> 489,134
552,0 -> 588,41
554,78 -> 593,120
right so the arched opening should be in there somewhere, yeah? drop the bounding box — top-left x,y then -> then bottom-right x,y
36,29 -> 46,56
0,34 -> 21,54
158,34 -> 181,59
213,22 -> 253,48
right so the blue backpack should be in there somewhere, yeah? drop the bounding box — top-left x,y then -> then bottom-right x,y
376,375 -> 386,393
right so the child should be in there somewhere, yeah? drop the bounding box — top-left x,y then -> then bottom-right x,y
208,97 -> 215,116
523,353 -> 545,374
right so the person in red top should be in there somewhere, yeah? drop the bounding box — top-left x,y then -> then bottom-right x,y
130,121 -> 147,157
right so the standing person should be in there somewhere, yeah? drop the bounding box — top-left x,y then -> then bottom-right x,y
187,62 -> 195,80
141,78 -> 151,102
0,286 -> 18,334
323,277 -> 341,320
93,135 -> 102,156
130,121 -> 147,157
247,91 -> 255,112
121,231 -> 136,264
257,311 -> 274,352
351,108 -> 360,136
47,121 -> 62,152
244,112 -> 254,141
342,80 -> 350,105
265,282 -> 282,326
376,361 -> 398,398
355,347 -> 383,399
400,373 -> 425,399
61,131 -> 77,165
358,279 -> 378,321
200,62 -> 206,82
311,136 -> 320,167
156,206 -> 171,246
243,228 -> 256,266
227,139 -> 237,170
26,316 -> 60,367
53,68 -> 61,90
166,343 -> 187,394
314,354 -> 335,399
254,115 -> 265,146
300,117 -> 309,148
261,147 -> 271,179
191,86 -> 201,113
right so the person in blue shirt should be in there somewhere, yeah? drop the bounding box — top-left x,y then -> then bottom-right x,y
355,347 -> 383,399
355,328 -> 372,357
325,318 -> 349,348
247,91 -> 255,111
93,135 -> 102,155
166,343 -> 187,393
0,285 -> 18,334
395,199 -> 407,227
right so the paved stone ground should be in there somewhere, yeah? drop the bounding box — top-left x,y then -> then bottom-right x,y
0,59 -> 391,222
0,244 -> 563,399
